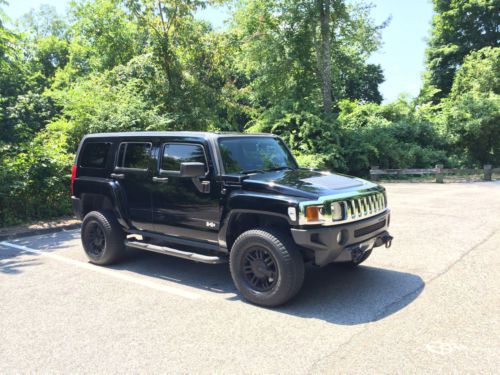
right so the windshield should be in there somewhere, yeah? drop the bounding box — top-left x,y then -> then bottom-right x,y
218,136 -> 297,174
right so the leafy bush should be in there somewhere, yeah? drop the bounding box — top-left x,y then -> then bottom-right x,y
0,124 -> 73,226
440,92 -> 500,166
439,47 -> 500,166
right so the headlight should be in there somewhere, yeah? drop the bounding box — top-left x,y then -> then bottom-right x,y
330,201 -> 345,221
302,201 -> 346,224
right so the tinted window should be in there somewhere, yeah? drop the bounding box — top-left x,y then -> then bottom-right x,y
218,137 -> 296,173
80,142 -> 111,168
162,143 -> 207,172
117,142 -> 151,170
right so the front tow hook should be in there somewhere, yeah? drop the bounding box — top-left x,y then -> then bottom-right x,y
375,232 -> 394,248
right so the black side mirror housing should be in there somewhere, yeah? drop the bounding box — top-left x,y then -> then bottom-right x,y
180,162 -> 206,178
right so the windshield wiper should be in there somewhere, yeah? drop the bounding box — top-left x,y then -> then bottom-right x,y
240,166 -> 295,174
239,169 -> 265,174
264,166 -> 295,172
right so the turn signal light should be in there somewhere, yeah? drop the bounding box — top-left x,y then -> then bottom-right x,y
305,206 -> 321,222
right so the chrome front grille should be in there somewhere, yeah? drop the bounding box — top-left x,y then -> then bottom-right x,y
343,192 -> 386,222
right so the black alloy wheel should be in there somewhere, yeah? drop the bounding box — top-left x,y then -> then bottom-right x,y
86,221 -> 106,256
242,246 -> 278,292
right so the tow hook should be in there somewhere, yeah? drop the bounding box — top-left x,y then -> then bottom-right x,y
375,232 -> 394,248
383,233 -> 393,248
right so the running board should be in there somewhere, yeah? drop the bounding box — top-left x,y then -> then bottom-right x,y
125,240 -> 227,264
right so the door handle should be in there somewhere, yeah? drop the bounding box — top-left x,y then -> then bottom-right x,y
152,177 -> 169,183
110,173 -> 125,179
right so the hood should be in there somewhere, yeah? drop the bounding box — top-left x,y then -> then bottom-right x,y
240,169 -> 379,200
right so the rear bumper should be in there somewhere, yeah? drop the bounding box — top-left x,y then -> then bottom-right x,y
71,196 -> 82,220
291,210 -> 391,266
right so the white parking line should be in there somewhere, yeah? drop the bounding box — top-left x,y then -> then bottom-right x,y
0,241 -> 201,301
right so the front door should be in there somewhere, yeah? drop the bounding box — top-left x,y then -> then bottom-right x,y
113,141 -> 154,231
152,141 -> 220,244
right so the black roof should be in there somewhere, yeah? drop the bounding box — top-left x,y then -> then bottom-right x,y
83,131 -> 275,140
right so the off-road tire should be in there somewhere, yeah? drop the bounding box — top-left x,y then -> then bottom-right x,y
81,210 -> 125,265
229,229 -> 305,307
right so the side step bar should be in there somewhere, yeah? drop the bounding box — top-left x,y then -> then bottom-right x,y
125,240 -> 227,264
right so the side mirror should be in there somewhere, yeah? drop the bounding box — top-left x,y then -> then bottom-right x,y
180,162 -> 206,178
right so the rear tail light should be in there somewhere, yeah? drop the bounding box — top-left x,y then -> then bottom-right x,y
70,165 -> 77,195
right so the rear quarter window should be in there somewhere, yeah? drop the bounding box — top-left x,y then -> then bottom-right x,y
79,142 -> 111,169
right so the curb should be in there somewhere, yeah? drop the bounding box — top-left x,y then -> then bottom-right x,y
0,223 -> 81,241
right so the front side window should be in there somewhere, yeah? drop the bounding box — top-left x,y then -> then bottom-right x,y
218,137 -> 297,174
116,142 -> 151,170
161,143 -> 207,172
80,142 -> 111,169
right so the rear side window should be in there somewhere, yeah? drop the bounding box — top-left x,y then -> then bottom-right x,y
116,142 -> 151,170
161,143 -> 207,172
80,142 -> 111,169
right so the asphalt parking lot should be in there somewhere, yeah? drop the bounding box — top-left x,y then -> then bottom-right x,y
1,182 -> 499,373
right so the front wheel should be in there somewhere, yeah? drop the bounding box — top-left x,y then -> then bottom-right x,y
81,210 -> 125,265
229,229 -> 305,307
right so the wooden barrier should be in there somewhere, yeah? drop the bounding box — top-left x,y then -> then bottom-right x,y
369,165 -> 499,183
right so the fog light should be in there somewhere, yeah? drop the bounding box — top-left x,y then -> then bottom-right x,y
337,229 -> 348,245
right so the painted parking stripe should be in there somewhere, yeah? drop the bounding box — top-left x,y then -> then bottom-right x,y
0,241 -> 201,301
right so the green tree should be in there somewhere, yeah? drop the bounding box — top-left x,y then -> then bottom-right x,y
450,47 -> 499,98
70,0 -> 148,72
424,0 -> 500,101
231,0 -> 386,168
439,47 -> 500,165
231,0 -> 385,120
0,0 -> 15,63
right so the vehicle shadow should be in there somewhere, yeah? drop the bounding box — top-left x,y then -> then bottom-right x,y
279,264 -> 424,325
113,248 -> 424,326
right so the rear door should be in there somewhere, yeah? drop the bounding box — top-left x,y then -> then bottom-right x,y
152,141 -> 220,244
113,141 -> 155,231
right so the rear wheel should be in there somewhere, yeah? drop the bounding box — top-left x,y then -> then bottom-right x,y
81,210 -> 125,265
229,229 -> 304,307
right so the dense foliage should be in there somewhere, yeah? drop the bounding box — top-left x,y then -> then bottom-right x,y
423,0 -> 499,101
0,0 -> 498,226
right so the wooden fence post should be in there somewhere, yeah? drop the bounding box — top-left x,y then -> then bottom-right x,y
435,164 -> 444,183
484,164 -> 492,181
371,166 -> 379,181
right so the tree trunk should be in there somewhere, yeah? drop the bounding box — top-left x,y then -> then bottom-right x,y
317,0 -> 332,113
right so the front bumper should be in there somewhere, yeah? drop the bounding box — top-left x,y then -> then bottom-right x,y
291,210 -> 391,266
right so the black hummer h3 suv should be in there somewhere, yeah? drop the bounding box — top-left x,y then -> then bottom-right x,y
71,132 -> 393,306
